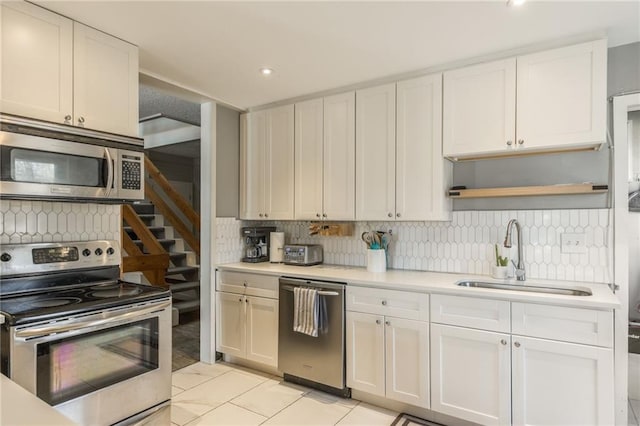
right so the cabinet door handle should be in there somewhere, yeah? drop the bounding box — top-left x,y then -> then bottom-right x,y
518,139 -> 524,145
238,298 -> 242,302
500,339 -> 507,346
245,298 -> 248,303
376,319 -> 381,325
264,213 -> 269,218
388,213 -> 393,218
514,341 -> 521,348
259,213 -> 264,218
77,116 -> 85,127
507,140 -> 513,146
316,213 -> 321,218
381,300 -> 387,306
396,213 -> 401,218
385,320 -> 390,326
64,115 -> 72,124
322,213 -> 327,218
243,282 -> 247,287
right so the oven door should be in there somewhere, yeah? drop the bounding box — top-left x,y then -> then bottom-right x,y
8,299 -> 171,425
0,131 -> 116,199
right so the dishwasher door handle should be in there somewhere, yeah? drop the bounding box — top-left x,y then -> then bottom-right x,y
281,285 -> 340,296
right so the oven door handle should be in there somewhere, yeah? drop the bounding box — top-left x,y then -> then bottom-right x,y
104,147 -> 114,197
14,300 -> 170,339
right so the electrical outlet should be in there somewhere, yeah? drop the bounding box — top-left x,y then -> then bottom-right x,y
561,233 -> 586,254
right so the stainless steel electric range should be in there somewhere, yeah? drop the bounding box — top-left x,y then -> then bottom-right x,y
0,240 -> 172,425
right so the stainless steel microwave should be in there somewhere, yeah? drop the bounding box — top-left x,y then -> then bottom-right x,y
0,114 -> 144,201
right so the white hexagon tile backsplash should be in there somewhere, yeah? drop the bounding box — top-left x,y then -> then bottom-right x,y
0,200 -> 121,245
220,208 -> 613,284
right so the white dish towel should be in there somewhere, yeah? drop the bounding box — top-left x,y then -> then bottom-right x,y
293,287 -> 320,337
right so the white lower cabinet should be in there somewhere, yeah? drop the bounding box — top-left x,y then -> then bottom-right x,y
430,296 -> 614,426
512,336 -> 614,426
431,324 -> 511,425
346,311 -> 429,408
216,292 -> 278,367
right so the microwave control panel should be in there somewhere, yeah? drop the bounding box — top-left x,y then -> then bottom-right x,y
121,154 -> 142,190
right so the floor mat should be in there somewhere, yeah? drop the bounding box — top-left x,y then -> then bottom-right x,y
391,413 -> 446,426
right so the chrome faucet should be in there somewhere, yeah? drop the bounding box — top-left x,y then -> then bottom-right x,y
503,219 -> 526,281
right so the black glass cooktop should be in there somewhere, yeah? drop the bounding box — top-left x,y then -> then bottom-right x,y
0,280 -> 170,326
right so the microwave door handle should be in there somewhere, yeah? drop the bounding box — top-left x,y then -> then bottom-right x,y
104,147 -> 114,197
14,300 -> 170,340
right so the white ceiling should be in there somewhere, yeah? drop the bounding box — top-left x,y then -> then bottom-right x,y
37,1 -> 640,110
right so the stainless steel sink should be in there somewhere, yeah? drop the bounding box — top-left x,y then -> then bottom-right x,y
456,280 -> 592,296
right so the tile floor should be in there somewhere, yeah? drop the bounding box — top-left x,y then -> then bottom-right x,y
169,362 -> 398,426
631,399 -> 640,426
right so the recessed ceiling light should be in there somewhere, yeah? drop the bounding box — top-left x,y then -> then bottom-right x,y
260,67 -> 274,76
507,0 -> 526,5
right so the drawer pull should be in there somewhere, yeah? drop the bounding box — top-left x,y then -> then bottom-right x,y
514,341 -> 521,348
376,319 -> 381,325
381,300 -> 387,306
385,321 -> 390,326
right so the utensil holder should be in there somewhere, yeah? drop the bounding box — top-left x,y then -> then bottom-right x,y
367,249 -> 386,273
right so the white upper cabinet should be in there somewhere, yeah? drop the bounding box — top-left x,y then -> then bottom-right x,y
356,83 -> 396,221
240,105 -> 294,220
443,58 -> 517,158
516,40 -> 607,151
294,98 -> 324,220
0,2 -> 139,137
1,2 -> 73,123
265,104 -> 295,220
443,40 -> 606,160
294,93 -> 356,221
323,92 -> 356,220
73,23 -> 139,136
396,74 -> 452,221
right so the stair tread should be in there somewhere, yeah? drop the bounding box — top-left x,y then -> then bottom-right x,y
173,299 -> 200,312
133,239 -> 175,244
169,252 -> 187,259
167,265 -> 200,273
124,226 -> 164,232
170,281 -> 200,291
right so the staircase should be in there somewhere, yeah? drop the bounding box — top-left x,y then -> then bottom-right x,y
124,201 -> 200,323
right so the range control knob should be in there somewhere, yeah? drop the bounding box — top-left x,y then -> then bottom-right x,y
82,249 -> 91,257
106,247 -> 115,256
95,248 -> 103,256
0,253 -> 11,262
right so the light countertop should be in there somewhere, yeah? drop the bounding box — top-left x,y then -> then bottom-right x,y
1,375 -> 77,425
217,263 -> 620,310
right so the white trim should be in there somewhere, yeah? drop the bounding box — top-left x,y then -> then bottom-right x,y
613,92 -> 640,425
200,102 -> 217,363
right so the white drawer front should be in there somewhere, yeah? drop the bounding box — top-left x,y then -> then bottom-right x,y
216,270 -> 279,299
431,294 -> 510,333
346,286 -> 429,321
512,303 -> 613,348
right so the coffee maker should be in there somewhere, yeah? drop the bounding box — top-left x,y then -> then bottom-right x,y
241,226 -> 276,263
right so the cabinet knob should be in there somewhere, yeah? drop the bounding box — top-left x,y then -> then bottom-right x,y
322,213 -> 327,218
514,341 -> 521,348
245,299 -> 248,303
381,300 -> 387,306
507,140 -> 513,146
239,298 -> 242,302
64,115 -> 72,124
388,213 -> 393,218
500,339 -> 507,346
77,117 -> 85,127
316,213 -> 321,218
518,139 -> 524,145
264,213 -> 269,218
259,213 -> 264,218
385,320 -> 390,326
376,319 -> 381,325
396,213 -> 401,218
243,282 -> 247,287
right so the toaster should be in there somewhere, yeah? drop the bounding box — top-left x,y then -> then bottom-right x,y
283,244 -> 323,266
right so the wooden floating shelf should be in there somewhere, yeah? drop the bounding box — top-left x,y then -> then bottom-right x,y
448,183 -> 608,199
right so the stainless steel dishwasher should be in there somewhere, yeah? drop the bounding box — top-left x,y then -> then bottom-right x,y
278,277 -> 349,397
